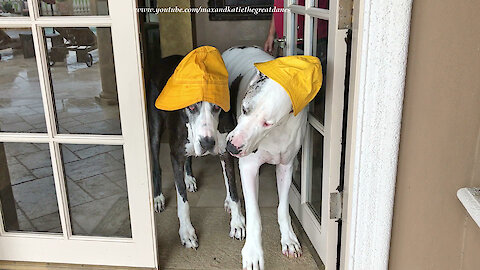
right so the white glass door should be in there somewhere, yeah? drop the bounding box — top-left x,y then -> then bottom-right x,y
284,0 -> 347,269
0,0 -> 157,268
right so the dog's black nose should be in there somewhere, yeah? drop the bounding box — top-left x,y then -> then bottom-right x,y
199,136 -> 215,151
226,140 -> 241,155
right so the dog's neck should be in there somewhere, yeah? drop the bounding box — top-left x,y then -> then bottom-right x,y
257,109 -> 308,165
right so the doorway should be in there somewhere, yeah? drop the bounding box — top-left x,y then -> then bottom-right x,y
140,1 -> 321,268
139,0 -> 350,269
0,0 -> 353,268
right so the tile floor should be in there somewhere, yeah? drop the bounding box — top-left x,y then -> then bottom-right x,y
0,29 -> 121,135
0,28 -> 128,237
156,142 -> 322,269
1,142 -> 130,237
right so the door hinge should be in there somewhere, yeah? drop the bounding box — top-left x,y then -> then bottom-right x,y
339,0 -> 354,30
330,191 -> 343,220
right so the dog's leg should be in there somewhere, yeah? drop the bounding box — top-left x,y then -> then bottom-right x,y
171,152 -> 198,249
221,153 -> 246,240
149,110 -> 165,213
239,155 -> 264,270
184,156 -> 197,192
276,161 -> 302,258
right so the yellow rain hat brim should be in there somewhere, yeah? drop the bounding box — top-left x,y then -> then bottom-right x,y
155,46 -> 230,112
254,56 -> 322,116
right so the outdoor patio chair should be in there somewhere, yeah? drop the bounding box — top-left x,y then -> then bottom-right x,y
48,27 -> 98,67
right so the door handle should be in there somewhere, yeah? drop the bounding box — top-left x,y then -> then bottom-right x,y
274,37 -> 304,49
274,37 -> 286,49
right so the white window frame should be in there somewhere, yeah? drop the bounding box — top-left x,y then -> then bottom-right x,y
0,0 -> 158,268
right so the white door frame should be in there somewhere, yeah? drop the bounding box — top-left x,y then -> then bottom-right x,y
0,0 -> 158,268
341,0 -> 413,269
283,1 -> 346,269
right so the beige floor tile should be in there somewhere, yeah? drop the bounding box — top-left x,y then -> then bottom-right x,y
12,176 -> 60,220
157,207 -> 320,270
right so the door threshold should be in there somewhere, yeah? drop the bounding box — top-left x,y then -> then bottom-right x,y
0,261 -> 153,270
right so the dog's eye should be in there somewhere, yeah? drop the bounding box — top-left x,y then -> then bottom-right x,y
242,106 -> 247,115
188,105 -> 197,112
213,105 -> 220,112
263,121 -> 273,127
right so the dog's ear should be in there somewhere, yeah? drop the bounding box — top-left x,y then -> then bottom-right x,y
218,111 -> 236,134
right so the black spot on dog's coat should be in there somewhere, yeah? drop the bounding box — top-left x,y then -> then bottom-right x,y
233,45 -> 261,50
249,72 -> 268,93
257,72 -> 267,83
230,75 -> 243,111
219,74 -> 242,133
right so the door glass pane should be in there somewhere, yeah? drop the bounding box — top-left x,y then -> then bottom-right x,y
0,142 -> 62,233
61,144 -> 131,238
293,0 -> 305,5
0,28 -> 47,133
0,0 -> 29,16
308,127 -> 323,220
311,18 -> 328,124
39,0 -> 109,16
294,14 -> 305,55
293,147 -> 302,191
43,27 -> 122,135
314,0 -> 329,9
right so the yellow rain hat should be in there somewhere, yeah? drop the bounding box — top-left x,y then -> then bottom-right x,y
155,46 -> 230,112
254,55 -> 322,116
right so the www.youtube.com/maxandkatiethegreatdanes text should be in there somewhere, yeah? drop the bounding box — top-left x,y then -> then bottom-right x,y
136,5 -> 287,15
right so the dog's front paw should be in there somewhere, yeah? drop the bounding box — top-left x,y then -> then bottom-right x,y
281,235 -> 302,258
230,214 -> 246,240
154,194 -> 165,212
242,242 -> 264,270
226,199 -> 246,240
179,225 -> 198,249
184,175 -> 197,192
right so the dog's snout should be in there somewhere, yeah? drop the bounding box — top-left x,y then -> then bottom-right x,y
226,140 -> 241,155
199,136 -> 215,151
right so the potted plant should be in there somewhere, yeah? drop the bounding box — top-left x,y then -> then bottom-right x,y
1,2 -> 15,14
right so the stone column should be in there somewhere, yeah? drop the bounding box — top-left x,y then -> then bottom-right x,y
95,27 -> 118,105
89,0 -> 97,15
89,0 -> 109,15
56,0 -> 74,15
157,0 -> 193,57
0,143 -> 19,231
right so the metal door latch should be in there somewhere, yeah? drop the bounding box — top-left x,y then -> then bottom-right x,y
274,37 -> 286,49
330,191 -> 343,220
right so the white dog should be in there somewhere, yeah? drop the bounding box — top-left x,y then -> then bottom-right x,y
223,46 -> 321,270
